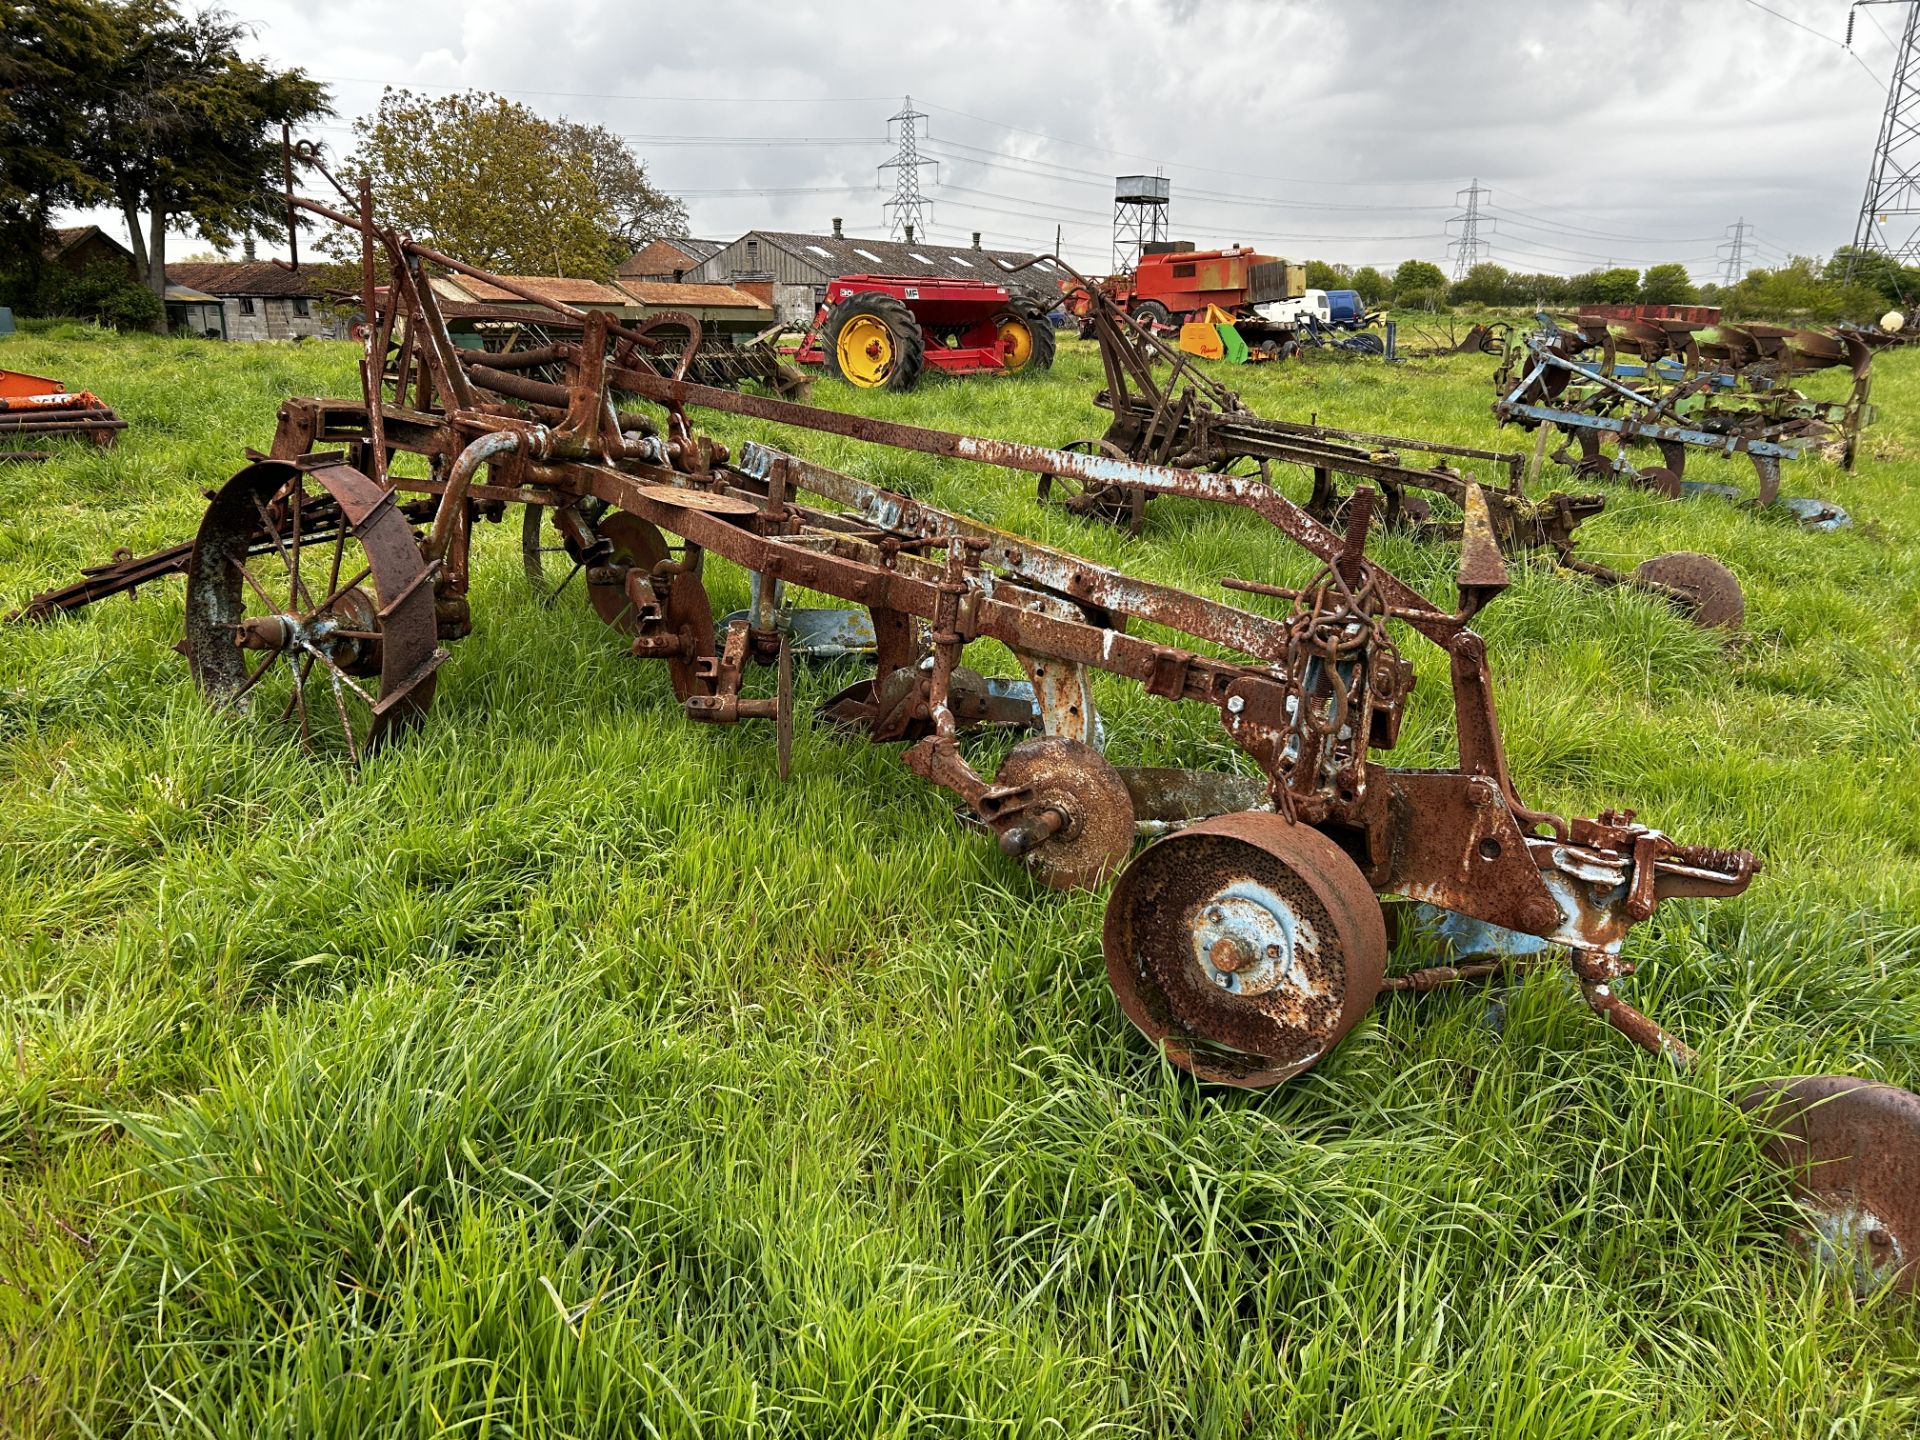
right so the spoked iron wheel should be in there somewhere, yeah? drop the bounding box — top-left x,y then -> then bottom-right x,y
1036,440 -> 1147,529
185,460 -> 442,760
521,502 -> 576,603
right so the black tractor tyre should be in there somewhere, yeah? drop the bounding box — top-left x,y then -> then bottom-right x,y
821,290 -> 926,391
995,299 -> 1058,375
1132,299 -> 1173,330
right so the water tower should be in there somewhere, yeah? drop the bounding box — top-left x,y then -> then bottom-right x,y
1113,174 -> 1170,275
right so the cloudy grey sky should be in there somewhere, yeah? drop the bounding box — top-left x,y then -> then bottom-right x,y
60,0 -> 1901,280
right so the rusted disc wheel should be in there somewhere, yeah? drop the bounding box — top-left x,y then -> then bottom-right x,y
1634,551 -> 1745,630
587,511 -> 671,633
1103,811 -> 1386,1086
660,557 -> 717,702
1739,1076 -> 1920,1294
991,736 -> 1135,891
185,460 -> 442,759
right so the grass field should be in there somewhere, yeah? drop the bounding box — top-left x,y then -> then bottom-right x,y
3,320 -> 1920,1437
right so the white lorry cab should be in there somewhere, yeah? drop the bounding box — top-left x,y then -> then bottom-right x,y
1253,289 -> 1333,329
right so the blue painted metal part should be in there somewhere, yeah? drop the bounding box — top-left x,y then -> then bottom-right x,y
1607,359 -> 1741,390
1402,902 -> 1556,962
1777,496 -> 1853,530
1503,400 -> 1805,460
720,606 -> 876,659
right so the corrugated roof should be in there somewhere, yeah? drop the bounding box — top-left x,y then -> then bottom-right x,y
166,261 -> 319,297
753,231 -> 1054,291
618,237 -> 725,277
440,274 -> 634,307
613,280 -> 768,309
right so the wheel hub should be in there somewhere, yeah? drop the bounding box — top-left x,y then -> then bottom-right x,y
1192,883 -> 1322,996
233,613 -> 300,651
228,586 -> 380,673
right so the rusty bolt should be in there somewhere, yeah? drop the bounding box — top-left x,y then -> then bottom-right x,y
1209,935 -> 1251,975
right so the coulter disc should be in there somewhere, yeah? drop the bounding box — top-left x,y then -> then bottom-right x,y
1103,812 -> 1386,1086
587,511 -> 671,633
1740,1075 -> 1920,1295
991,735 -> 1135,891
1633,551 -> 1746,630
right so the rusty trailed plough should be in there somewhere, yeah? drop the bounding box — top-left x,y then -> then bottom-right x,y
9,166 -> 1919,1292
1492,313 -> 1874,528
1035,273 -> 1746,629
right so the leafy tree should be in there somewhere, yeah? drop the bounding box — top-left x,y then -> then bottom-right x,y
562,117 -> 688,251
1391,259 -> 1447,300
1303,259 -> 1345,291
1348,266 -> 1389,304
48,255 -> 161,328
1639,263 -> 1698,306
335,89 -> 687,277
1449,261 -> 1512,306
0,0 -> 118,310
1564,267 -> 1639,304
1724,256 -> 1886,323
66,2 -> 329,330
1509,272 -> 1569,306
1823,246 -> 1920,307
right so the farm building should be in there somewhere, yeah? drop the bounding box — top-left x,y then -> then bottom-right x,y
165,283 -> 227,338
429,274 -> 643,320
164,261 -> 333,340
45,225 -> 137,278
683,223 -> 1056,325
618,238 -> 725,283
611,280 -> 774,339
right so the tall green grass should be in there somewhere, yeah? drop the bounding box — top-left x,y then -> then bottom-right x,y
2,325 -> 1918,1436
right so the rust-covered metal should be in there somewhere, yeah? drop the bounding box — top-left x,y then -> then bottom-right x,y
1104,811 -> 1387,1086
0,371 -> 125,459
1041,264 -> 1745,630
1492,313 -> 1873,523
1740,1076 -> 1920,1294
10,160 -> 1913,1287
6,171 -> 1760,1037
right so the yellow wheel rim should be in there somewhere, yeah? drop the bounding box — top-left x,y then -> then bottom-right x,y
836,314 -> 895,387
998,318 -> 1035,371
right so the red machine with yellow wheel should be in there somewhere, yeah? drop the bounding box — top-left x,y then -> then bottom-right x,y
794,274 -> 1055,390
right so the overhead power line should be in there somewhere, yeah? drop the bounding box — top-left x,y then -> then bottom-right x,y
1734,0 -> 1884,83
878,95 -> 934,239
1447,178 -> 1492,279
1719,217 -> 1752,284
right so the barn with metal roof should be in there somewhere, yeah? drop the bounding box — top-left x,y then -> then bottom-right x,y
683,223 -> 1058,325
